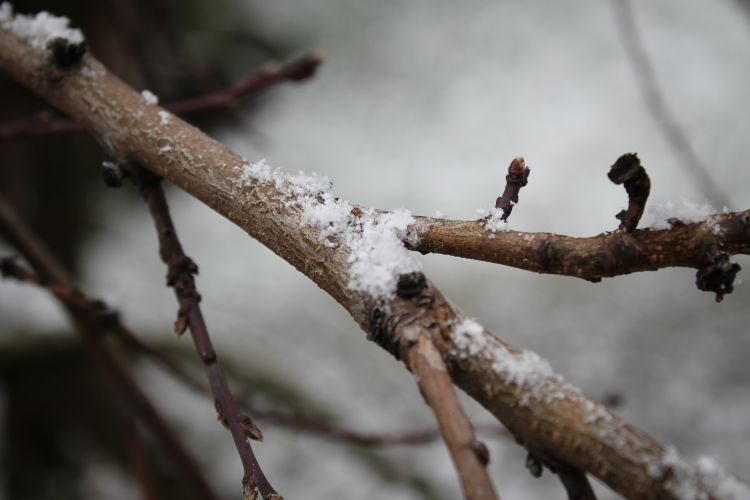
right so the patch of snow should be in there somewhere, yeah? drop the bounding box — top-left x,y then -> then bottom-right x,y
646,200 -> 715,230
234,159 -> 421,300
159,145 -> 172,154
451,318 -> 564,405
158,110 -> 171,126
141,89 -> 158,105
434,210 -> 446,219
477,206 -> 510,233
0,4 -> 84,49
646,446 -> 750,499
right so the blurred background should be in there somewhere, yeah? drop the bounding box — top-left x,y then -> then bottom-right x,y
1,0 -> 749,498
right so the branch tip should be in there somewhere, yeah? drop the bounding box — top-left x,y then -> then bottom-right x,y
608,153 -> 650,232
495,156 -> 530,221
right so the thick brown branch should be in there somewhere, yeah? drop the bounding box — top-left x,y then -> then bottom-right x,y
0,53 -> 322,142
413,211 -> 749,284
0,198 -> 220,500
139,175 -> 280,500
2,21 -> 745,499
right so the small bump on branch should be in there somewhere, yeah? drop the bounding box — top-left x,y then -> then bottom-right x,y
495,157 -> 530,221
608,153 -> 650,232
46,37 -> 85,68
696,247 -> 741,302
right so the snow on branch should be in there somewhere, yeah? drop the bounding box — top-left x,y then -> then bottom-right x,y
1,10 -> 749,499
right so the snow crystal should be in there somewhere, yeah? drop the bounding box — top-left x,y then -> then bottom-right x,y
434,211 -> 446,219
647,446 -> 750,499
646,200 -> 715,230
0,4 -> 84,49
158,110 -> 171,126
141,90 -> 158,105
234,159 -> 421,300
476,207 -> 510,233
159,145 -> 172,154
451,318 -> 562,404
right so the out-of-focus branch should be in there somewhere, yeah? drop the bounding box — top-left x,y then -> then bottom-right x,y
609,0 -> 731,208
138,174 -> 279,500
0,198 -> 220,500
2,19 -> 747,498
0,52 -> 322,142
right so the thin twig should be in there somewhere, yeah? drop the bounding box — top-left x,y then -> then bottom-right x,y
494,157 -> 530,221
608,152 -> 650,232
0,52 -> 322,142
557,469 -> 598,500
406,335 -> 499,500
610,0 -> 731,208
138,174 -> 280,500
0,197 -> 221,500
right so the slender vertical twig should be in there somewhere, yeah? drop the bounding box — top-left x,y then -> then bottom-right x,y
610,0 -> 731,208
138,174 -> 280,499
0,197 -> 221,500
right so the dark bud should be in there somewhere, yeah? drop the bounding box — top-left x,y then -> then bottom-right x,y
46,37 -> 86,68
471,438 -> 490,466
608,153 -> 641,184
101,161 -> 125,188
239,415 -> 264,442
526,452 -> 543,478
608,153 -> 650,232
396,272 -> 426,298
696,252 -> 741,302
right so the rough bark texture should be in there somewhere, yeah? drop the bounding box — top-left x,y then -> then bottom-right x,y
2,26 -> 748,499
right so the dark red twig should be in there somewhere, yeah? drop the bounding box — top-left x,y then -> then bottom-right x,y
139,174 -> 280,499
495,157 -> 530,221
0,198 -> 220,500
557,469 -> 598,500
608,152 -> 650,232
609,0 -> 730,209
0,52 -> 322,142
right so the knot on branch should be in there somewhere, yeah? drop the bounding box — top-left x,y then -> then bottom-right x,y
495,157 -> 530,221
46,37 -> 86,68
608,153 -> 650,232
368,273 -> 436,360
696,249 -> 741,302
101,160 -> 126,188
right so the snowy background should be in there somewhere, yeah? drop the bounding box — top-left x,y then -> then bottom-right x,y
1,0 -> 749,498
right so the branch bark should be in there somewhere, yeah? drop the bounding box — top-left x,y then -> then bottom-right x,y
1,20 -> 747,499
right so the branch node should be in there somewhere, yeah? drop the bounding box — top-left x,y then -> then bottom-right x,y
696,249 -> 741,302
526,452 -> 544,478
46,37 -> 86,68
101,160 -> 126,188
608,153 -> 650,232
471,438 -> 491,466
396,271 -> 426,298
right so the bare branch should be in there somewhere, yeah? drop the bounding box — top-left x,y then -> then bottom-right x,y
406,334 -> 498,499
138,174 -> 280,499
0,198 -> 221,500
1,19 -> 747,499
0,52 -> 322,142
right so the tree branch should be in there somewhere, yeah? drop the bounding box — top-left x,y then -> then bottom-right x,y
406,334 -> 498,499
138,173 -> 280,500
0,52 -> 322,142
1,16 -> 747,499
0,198 -> 221,500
